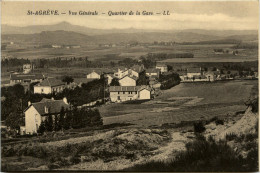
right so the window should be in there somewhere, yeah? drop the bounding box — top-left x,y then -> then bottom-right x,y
128,92 -> 130,94
135,91 -> 137,94
123,91 -> 125,94
41,89 -> 44,93
118,92 -> 120,94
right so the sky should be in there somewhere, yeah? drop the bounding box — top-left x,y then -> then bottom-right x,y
1,1 -> 259,30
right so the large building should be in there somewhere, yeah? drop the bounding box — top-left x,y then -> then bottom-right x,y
34,78 -> 66,94
23,64 -> 34,74
109,86 -> 151,102
24,98 -> 70,134
10,73 -> 44,85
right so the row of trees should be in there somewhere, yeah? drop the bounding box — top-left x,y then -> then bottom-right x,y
159,72 -> 181,90
38,107 -> 103,133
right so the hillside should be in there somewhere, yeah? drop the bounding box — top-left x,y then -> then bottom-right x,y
2,30 -> 258,45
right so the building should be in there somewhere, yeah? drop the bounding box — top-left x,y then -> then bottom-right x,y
10,73 -> 44,85
23,64 -> 34,74
24,98 -> 70,134
105,74 -> 114,85
204,71 -> 217,82
187,67 -> 202,78
138,87 -> 151,100
146,68 -> 160,78
109,85 -> 151,102
130,65 -> 145,78
34,78 -> 66,94
119,75 -> 137,86
156,64 -> 168,73
114,67 -> 129,79
86,71 -> 102,79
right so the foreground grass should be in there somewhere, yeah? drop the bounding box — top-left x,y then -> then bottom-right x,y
124,133 -> 258,172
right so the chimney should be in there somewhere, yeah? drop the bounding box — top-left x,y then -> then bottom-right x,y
63,97 -> 68,104
28,101 -> 31,106
44,106 -> 48,113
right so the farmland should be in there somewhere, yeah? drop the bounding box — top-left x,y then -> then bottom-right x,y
99,80 -> 258,127
2,43 -> 257,63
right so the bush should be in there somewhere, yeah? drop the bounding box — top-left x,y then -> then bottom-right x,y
215,119 -> 224,125
193,121 -> 206,133
125,134 -> 255,172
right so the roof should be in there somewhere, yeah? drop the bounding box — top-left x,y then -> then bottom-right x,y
119,75 -> 138,81
36,78 -> 65,87
187,68 -> 201,73
25,98 -> 70,116
156,64 -> 167,67
109,86 -> 141,92
87,70 -> 102,76
10,73 -> 43,80
146,68 -> 160,73
109,85 -> 151,92
131,65 -> 144,73
74,78 -> 95,84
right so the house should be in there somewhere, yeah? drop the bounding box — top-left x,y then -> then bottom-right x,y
86,70 -> 102,79
109,85 -> 151,102
204,71 -> 216,82
34,78 -> 66,94
24,98 -> 70,134
23,64 -> 34,74
105,74 -> 114,85
114,67 -> 129,79
146,68 -> 160,78
10,73 -> 44,85
119,75 -> 137,86
52,44 -> 62,48
187,67 -> 202,78
156,64 -> 168,73
139,86 -> 151,100
130,65 -> 145,78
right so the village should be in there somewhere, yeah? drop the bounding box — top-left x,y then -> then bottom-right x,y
1,59 -> 258,136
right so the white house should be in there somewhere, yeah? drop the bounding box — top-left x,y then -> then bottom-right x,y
10,73 -> 44,85
34,78 -> 66,94
24,98 -> 70,134
105,74 -> 114,85
119,75 -> 137,86
23,64 -> 34,74
146,68 -> 160,78
114,67 -> 129,79
187,67 -> 202,78
156,64 -> 168,73
86,71 -> 102,79
130,65 -> 145,78
139,87 -> 151,100
109,85 -> 151,102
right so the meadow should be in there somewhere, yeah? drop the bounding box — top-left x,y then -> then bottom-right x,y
99,80 -> 258,127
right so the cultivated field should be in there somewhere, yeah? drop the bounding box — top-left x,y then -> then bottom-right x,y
99,80 -> 258,127
2,43 -> 257,63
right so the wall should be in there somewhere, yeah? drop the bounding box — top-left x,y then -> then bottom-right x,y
87,72 -> 100,79
119,76 -> 136,86
34,86 -> 52,94
25,106 -> 42,134
110,91 -> 138,102
139,89 -> 151,100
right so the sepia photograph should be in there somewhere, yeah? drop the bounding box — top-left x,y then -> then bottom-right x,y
0,0 -> 259,172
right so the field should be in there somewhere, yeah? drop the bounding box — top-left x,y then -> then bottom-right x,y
99,80 -> 258,127
2,43 -> 258,63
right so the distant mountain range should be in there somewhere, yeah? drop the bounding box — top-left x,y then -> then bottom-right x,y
1,22 -> 258,44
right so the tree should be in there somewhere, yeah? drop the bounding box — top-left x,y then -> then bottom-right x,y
59,107 -> 65,130
5,111 -> 24,130
110,78 -> 120,86
38,120 -> 46,134
62,76 -> 74,84
45,115 -> 53,132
